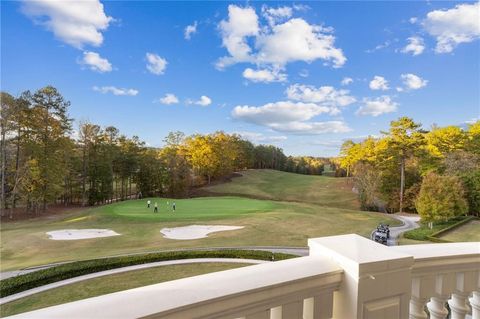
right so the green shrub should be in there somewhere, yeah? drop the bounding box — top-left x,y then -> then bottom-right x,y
0,250 -> 295,298
415,172 -> 468,223
460,169 -> 480,215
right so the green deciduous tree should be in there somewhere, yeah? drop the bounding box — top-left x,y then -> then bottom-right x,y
464,121 -> 480,157
459,169 -> 480,216
353,162 -> 382,211
415,172 -> 468,223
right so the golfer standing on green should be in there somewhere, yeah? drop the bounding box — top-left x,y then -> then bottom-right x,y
172,202 -> 176,212
154,202 -> 158,213
147,200 -> 151,208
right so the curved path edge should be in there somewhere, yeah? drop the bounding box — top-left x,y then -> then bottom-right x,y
0,258 -> 269,305
0,246 -> 308,280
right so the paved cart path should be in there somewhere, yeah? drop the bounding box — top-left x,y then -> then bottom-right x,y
387,214 -> 421,246
0,246 -> 308,280
0,258 -> 272,305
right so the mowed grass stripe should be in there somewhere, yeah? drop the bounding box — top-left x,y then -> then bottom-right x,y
203,170 -> 359,210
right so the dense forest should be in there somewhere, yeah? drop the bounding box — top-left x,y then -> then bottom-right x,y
337,117 -> 480,222
4,87 -> 476,223
0,86 -> 328,218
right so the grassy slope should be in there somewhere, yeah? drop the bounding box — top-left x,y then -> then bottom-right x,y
1,170 -> 399,271
1,263 -> 249,317
203,170 -> 359,210
439,220 -> 480,242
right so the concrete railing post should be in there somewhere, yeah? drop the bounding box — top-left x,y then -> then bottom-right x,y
470,291 -> 480,319
449,271 -> 478,319
309,234 -> 414,319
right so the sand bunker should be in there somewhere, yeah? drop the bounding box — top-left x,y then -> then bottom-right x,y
160,225 -> 244,240
46,229 -> 120,240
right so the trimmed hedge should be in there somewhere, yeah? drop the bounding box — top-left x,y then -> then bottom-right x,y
403,216 -> 471,241
0,250 -> 295,298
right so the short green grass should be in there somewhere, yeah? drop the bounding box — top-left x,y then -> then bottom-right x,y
439,220 -> 480,242
105,196 -> 278,220
203,169 -> 359,210
1,170 -> 400,271
0,262 -> 249,317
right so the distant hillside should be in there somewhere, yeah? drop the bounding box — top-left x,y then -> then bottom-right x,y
202,169 -> 359,211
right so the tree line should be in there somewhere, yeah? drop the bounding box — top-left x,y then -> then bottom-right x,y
337,117 -> 480,223
0,86 -> 327,218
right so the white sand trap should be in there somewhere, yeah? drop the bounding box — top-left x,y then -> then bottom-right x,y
160,225 -> 244,240
46,229 -> 120,240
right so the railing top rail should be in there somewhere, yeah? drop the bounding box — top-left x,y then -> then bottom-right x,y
391,242 -> 480,275
7,256 -> 343,319
391,242 -> 480,260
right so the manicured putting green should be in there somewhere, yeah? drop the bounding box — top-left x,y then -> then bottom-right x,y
106,196 -> 278,220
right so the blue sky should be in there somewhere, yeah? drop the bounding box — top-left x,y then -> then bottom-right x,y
2,1 -> 479,156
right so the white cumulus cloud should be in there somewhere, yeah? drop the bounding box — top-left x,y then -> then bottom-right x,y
217,5 -> 259,68
21,0 -> 113,49
285,84 -> 356,114
356,96 -> 398,116
423,2 -> 480,53
231,81 -> 355,134
233,101 -> 331,125
262,5 -> 293,26
255,18 -> 346,68
216,5 -> 346,77
401,36 -> 425,56
80,51 -> 112,72
232,101 -> 351,134
184,21 -> 197,40
242,68 -> 286,83
189,95 -> 212,106
146,53 -> 167,75
401,73 -> 428,90
369,76 -> 389,91
93,86 -> 138,96
157,93 -> 179,105
341,77 -> 353,85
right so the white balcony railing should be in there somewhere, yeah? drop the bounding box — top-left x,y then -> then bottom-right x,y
6,234 -> 480,319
